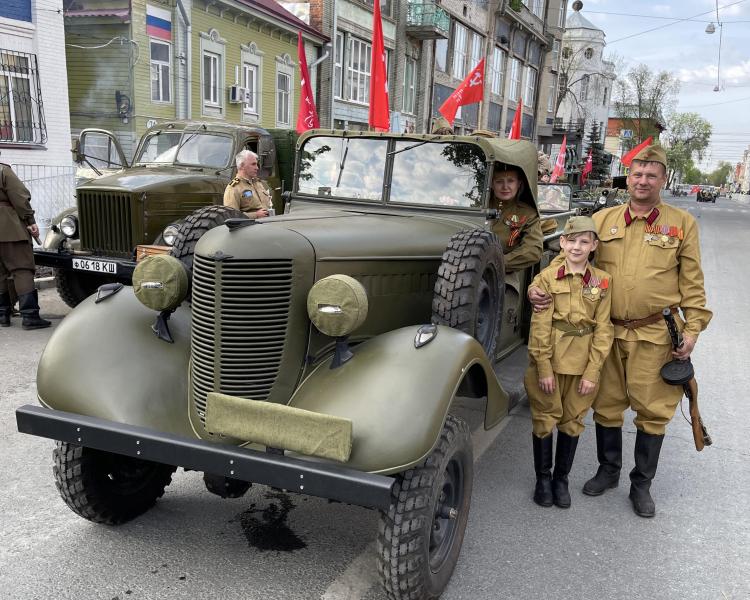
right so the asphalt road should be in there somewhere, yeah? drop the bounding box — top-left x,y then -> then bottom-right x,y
1,194 -> 749,600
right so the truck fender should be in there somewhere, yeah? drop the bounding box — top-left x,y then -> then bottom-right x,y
36,288 -> 194,437
288,325 -> 509,475
42,206 -> 78,251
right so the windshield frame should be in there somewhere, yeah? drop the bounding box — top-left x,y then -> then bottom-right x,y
133,129 -> 235,169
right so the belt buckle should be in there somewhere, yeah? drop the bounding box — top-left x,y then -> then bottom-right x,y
622,319 -> 637,329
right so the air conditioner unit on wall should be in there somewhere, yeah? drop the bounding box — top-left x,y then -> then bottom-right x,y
229,85 -> 247,104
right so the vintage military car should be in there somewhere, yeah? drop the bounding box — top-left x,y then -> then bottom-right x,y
34,121 -> 297,307
17,131 -> 575,600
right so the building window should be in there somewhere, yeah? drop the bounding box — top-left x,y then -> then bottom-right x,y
243,63 -> 258,114
403,57 -> 417,115
551,40 -> 560,70
451,22 -> 468,79
547,74 -> 557,112
509,58 -> 521,101
334,32 -> 344,99
602,86 -> 608,107
471,32 -> 483,71
532,0 -> 544,18
580,74 -> 589,101
200,29 -> 226,116
0,50 -> 46,144
240,42 -> 263,121
203,51 -> 220,105
523,66 -> 536,108
150,40 -> 171,103
277,71 -> 291,125
435,38 -> 448,73
584,47 -> 594,60
345,36 -> 371,104
558,0 -> 566,27
0,0 -> 32,22
490,47 -> 505,96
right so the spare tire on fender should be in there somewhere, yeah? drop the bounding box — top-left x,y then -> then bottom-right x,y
432,229 -> 505,360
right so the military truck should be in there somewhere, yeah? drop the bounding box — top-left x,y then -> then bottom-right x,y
35,121 -> 297,307
17,131 -> 576,600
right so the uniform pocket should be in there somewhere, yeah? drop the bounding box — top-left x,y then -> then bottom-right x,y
645,235 -> 680,270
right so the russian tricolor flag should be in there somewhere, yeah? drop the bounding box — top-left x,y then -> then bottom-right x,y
146,4 -> 172,42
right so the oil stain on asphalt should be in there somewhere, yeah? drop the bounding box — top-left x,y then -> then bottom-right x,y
234,490 -> 306,552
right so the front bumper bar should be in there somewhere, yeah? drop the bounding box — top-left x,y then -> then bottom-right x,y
33,249 -> 137,280
16,405 -> 395,511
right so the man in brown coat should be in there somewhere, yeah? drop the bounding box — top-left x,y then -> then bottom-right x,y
0,163 -> 50,329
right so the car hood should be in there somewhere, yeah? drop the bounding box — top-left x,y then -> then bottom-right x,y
77,166 -> 226,193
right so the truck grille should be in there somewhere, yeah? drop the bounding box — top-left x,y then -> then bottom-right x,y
78,191 -> 133,257
190,254 -> 293,422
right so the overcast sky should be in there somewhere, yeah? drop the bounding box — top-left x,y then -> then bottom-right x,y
578,0 -> 750,171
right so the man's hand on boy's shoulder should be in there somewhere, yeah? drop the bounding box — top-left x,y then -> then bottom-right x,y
528,286 -> 552,312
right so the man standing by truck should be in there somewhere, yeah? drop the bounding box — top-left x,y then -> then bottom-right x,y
223,150 -> 273,219
0,162 -> 50,330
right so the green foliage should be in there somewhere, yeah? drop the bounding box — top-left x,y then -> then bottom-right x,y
683,163 -> 703,185
707,162 -> 732,187
509,0 -> 523,11
664,112 -> 712,188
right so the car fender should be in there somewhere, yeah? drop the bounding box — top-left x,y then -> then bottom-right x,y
42,206 -> 79,252
36,288 -> 194,437
288,326 -> 509,475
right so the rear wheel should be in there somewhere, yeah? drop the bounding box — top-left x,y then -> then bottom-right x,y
53,442 -> 176,525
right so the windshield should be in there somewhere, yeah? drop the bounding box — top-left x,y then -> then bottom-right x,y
298,137 -> 387,200
537,184 -> 572,213
390,141 -> 485,208
135,131 -> 233,168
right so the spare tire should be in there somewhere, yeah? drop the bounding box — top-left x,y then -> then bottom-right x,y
432,229 -> 504,360
169,205 -> 246,272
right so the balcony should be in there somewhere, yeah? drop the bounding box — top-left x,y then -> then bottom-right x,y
553,118 -> 586,137
406,0 -> 450,40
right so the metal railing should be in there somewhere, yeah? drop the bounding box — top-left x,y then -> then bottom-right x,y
406,1 -> 450,34
10,164 -> 76,236
0,49 -> 47,145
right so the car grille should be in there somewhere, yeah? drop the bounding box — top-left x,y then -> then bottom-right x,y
190,254 -> 293,422
78,191 -> 134,257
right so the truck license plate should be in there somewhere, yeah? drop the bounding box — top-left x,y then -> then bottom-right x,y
72,258 -> 117,274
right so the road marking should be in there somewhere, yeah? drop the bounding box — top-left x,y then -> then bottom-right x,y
320,406 -> 519,599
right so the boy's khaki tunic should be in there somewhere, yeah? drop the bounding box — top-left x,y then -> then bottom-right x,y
526,262 -> 614,437
491,198 -> 543,273
590,201 -> 712,434
223,176 -> 272,218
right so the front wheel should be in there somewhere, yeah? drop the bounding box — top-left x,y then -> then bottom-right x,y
54,268 -> 117,308
53,442 -> 176,525
377,415 -> 473,600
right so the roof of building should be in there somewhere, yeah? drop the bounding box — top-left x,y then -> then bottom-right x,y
237,0 -> 327,42
64,8 -> 130,20
566,10 -> 601,32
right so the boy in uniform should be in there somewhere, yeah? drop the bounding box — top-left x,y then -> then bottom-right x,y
525,216 -> 614,508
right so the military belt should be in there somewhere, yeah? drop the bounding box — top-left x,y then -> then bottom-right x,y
552,321 -> 593,337
611,307 -> 678,329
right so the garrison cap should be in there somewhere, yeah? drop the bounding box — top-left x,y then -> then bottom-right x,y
432,116 -> 453,134
632,144 -> 667,168
472,129 -> 496,138
563,216 -> 598,237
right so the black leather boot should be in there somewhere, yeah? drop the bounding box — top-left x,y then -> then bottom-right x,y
532,434 -> 553,507
583,423 -> 622,496
0,292 -> 10,327
629,430 -> 664,518
19,290 -> 51,330
552,432 -> 579,508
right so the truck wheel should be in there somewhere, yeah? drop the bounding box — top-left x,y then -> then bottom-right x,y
432,229 -> 504,359
54,268 -> 116,308
53,441 -> 176,525
169,205 -> 246,272
377,414 -> 473,600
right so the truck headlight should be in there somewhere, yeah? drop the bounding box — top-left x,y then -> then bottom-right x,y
132,255 -> 189,312
162,224 -> 180,246
307,275 -> 368,337
60,215 -> 78,238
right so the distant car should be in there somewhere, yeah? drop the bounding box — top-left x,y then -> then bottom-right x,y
697,188 -> 716,203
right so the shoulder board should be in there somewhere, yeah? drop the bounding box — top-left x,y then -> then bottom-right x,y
229,177 -> 240,187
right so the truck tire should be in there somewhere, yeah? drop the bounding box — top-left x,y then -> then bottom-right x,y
377,414 -> 473,600
54,268 -> 117,308
169,205 -> 246,272
432,229 -> 504,360
53,441 -> 176,525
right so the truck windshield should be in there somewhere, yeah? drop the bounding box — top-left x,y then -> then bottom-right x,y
298,137 -> 387,200
135,131 -> 233,168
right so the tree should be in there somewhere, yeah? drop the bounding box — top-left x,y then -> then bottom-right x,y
664,112 -> 712,188
683,162 -> 703,185
584,122 -> 609,182
707,162 -> 732,187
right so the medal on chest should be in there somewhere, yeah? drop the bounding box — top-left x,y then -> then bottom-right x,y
583,273 -> 608,299
503,214 -> 527,247
644,223 -> 683,243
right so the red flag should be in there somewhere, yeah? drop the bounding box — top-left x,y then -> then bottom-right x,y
550,135 -> 567,183
621,135 -> 653,167
368,0 -> 389,131
438,58 -> 485,126
507,98 -> 523,140
296,32 -> 319,134
581,147 -> 593,185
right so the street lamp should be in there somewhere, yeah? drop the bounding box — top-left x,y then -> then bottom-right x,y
705,2 -> 723,92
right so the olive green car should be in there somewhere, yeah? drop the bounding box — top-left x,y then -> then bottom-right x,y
34,121 -> 297,307
17,131 -> 575,600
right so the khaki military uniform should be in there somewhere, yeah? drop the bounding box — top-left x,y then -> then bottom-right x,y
526,262 -> 614,437
223,176 -> 272,218
490,198 -> 543,273
0,163 -> 36,295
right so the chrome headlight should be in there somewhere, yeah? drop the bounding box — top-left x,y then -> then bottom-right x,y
60,215 -> 78,238
162,224 -> 180,246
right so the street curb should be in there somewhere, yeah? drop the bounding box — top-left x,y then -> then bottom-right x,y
35,276 -> 55,290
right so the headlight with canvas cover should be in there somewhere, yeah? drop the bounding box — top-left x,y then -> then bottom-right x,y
132,254 -> 189,312
307,274 -> 368,337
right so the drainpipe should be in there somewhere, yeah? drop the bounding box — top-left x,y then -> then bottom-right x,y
176,0 -> 191,119
330,0 -> 338,128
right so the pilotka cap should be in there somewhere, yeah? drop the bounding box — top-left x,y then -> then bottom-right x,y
563,215 -> 598,236
632,144 -> 668,168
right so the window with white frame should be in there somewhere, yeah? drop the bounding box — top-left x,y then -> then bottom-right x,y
435,38 -> 448,73
509,58 -> 521,101
203,51 -> 220,105
275,54 -> 294,127
240,42 -> 263,120
558,0 -> 566,27
580,74 -> 589,101
403,57 -> 417,115
150,40 -> 171,102
334,32 -> 344,99
471,32 -> 483,71
523,66 -> 536,107
243,63 -> 258,114
0,50 -> 46,144
200,29 -> 225,115
345,36 -> 371,104
547,74 -> 557,112
532,0 -> 544,18
551,40 -> 560,70
490,47 -> 505,96
452,22 -> 468,79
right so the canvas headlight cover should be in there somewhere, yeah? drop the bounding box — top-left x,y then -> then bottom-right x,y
307,274 -> 368,337
132,254 -> 189,312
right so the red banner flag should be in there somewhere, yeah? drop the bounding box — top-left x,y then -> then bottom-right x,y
581,147 -> 593,185
296,32 -> 319,134
507,98 -> 523,140
550,135 -> 567,183
438,58 -> 485,126
621,135 -> 653,167
368,0 -> 390,131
